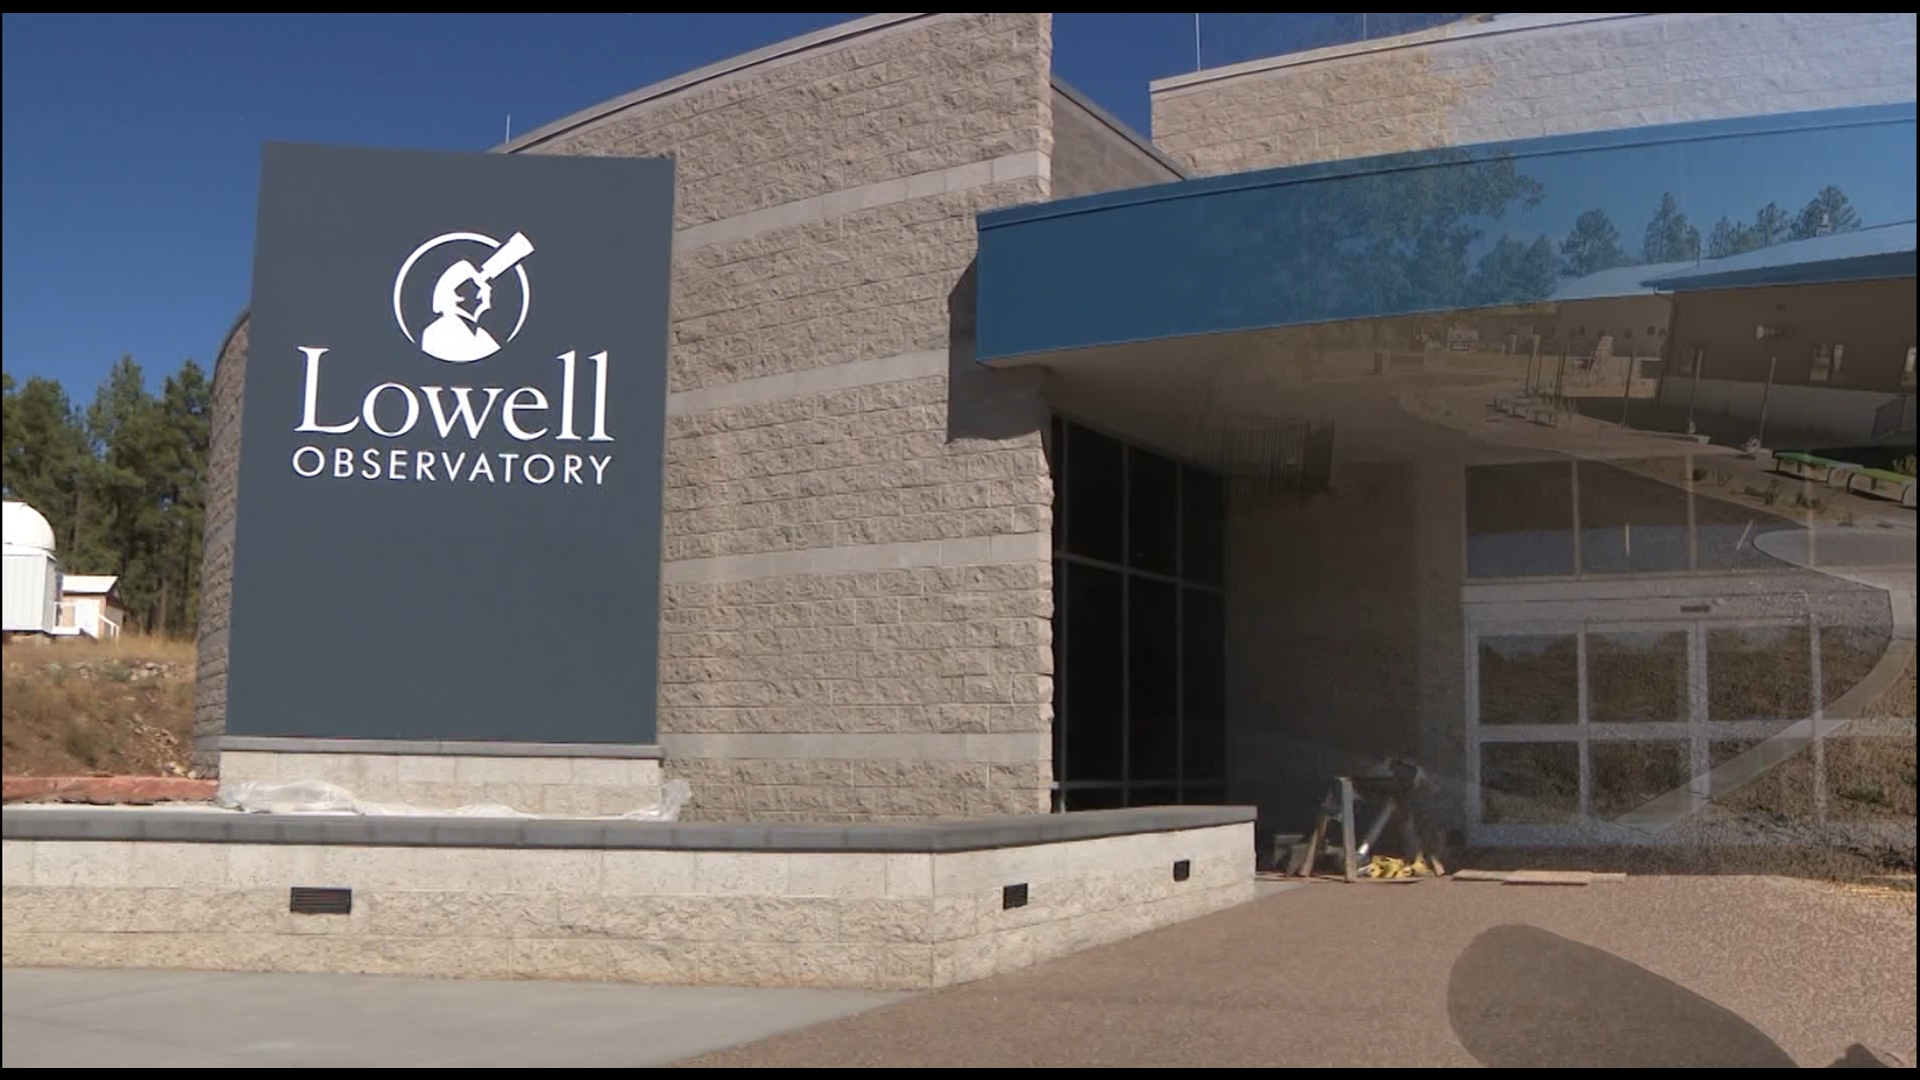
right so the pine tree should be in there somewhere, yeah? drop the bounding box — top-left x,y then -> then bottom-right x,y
5,355 -> 211,636
1,373 -> 91,553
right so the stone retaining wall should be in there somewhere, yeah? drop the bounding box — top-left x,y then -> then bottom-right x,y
2,806 -> 1256,989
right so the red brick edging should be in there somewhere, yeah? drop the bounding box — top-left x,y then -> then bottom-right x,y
1,776 -> 216,805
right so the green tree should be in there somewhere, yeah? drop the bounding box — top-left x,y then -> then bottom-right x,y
1558,208 -> 1628,278
83,357 -> 170,631
1642,192 -> 1701,263
1706,216 -> 1761,259
151,361 -> 212,635
1791,185 -> 1862,240
1,373 -> 92,553
5,355 -> 210,636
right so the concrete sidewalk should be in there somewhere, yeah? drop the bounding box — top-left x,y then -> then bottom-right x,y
0,968 -> 900,1068
683,875 -> 1916,1068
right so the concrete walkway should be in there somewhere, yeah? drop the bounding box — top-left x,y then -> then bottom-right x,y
0,968 -> 900,1068
684,875 -> 1914,1068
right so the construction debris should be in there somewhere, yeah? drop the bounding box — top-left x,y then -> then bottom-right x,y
1359,855 -> 1441,880
1452,869 -> 1629,886
1452,869 -> 1511,882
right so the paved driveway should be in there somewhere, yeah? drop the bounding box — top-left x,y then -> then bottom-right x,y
0,968 -> 898,1068
684,875 -> 1915,1068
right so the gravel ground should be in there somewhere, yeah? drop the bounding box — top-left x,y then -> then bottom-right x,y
676,876 -> 1916,1068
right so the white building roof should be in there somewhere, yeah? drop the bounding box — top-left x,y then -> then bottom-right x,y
2,501 -> 57,554
1549,260 -> 1696,302
61,575 -> 119,596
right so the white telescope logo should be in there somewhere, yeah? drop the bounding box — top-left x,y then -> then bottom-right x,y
392,231 -> 536,363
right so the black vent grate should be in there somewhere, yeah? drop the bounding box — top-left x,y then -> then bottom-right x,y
1002,883 -> 1029,910
1172,859 -> 1192,882
289,886 -> 353,916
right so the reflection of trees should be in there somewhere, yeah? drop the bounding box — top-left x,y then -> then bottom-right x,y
1470,235 -> 1557,307
1752,201 -> 1792,247
1216,152 -> 1549,321
1791,184 -> 1863,239
1568,187 -> 1866,273
1707,216 -> 1757,259
1559,209 -> 1627,277
1641,192 -> 1702,262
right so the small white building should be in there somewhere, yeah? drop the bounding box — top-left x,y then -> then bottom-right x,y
2,500 -> 62,635
59,574 -> 124,640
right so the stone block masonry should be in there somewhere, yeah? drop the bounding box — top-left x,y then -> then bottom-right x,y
518,12 -> 1059,821
193,14 -> 1063,820
1152,12 -> 1919,176
2,805 -> 1257,990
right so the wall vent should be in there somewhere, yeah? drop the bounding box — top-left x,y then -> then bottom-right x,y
1002,883 -> 1029,909
289,886 -> 353,916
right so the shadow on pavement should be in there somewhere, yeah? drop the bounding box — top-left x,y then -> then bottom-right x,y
1447,924 -> 1798,1068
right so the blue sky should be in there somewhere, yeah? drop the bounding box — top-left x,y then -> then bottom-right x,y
4,14 -> 1914,400
1,13 -> 1195,396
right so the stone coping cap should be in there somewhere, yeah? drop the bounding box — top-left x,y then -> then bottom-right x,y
217,737 -> 666,759
2,804 -> 1255,854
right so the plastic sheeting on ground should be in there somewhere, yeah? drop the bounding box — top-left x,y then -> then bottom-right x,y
215,777 -> 691,821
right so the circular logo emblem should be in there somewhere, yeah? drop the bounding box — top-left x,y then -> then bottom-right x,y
392,231 -> 536,364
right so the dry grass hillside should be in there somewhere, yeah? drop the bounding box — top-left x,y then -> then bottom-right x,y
1,637 -> 195,777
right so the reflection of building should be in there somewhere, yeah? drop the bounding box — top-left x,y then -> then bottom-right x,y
1649,223 -> 1918,446
194,13 -> 1916,854
1548,261 -> 1689,359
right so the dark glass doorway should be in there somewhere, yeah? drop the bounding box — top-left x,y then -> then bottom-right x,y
1049,416 -> 1227,811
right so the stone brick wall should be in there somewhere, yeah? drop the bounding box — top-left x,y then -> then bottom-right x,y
1152,12 -> 1920,176
191,315 -> 247,774
0,820 -> 1253,989
515,12 -> 1057,821
193,14 -> 1061,818
1050,79 -> 1184,199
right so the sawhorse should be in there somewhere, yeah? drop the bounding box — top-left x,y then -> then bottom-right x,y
1291,771 -> 1442,882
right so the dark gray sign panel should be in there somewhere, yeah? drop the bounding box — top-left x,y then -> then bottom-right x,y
228,142 -> 674,744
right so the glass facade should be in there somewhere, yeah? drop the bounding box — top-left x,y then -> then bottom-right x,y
1049,416 -> 1227,810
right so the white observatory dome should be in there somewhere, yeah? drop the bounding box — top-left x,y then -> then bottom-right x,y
2,500 -> 57,554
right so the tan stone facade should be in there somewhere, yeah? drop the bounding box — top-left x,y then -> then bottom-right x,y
194,14 -> 1189,821
1152,12 -> 1920,176
517,12 -> 1058,820
1,820 -> 1254,989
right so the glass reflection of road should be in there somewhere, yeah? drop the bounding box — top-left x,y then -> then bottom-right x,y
1447,925 -> 1894,1068
1466,456 -> 1811,580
